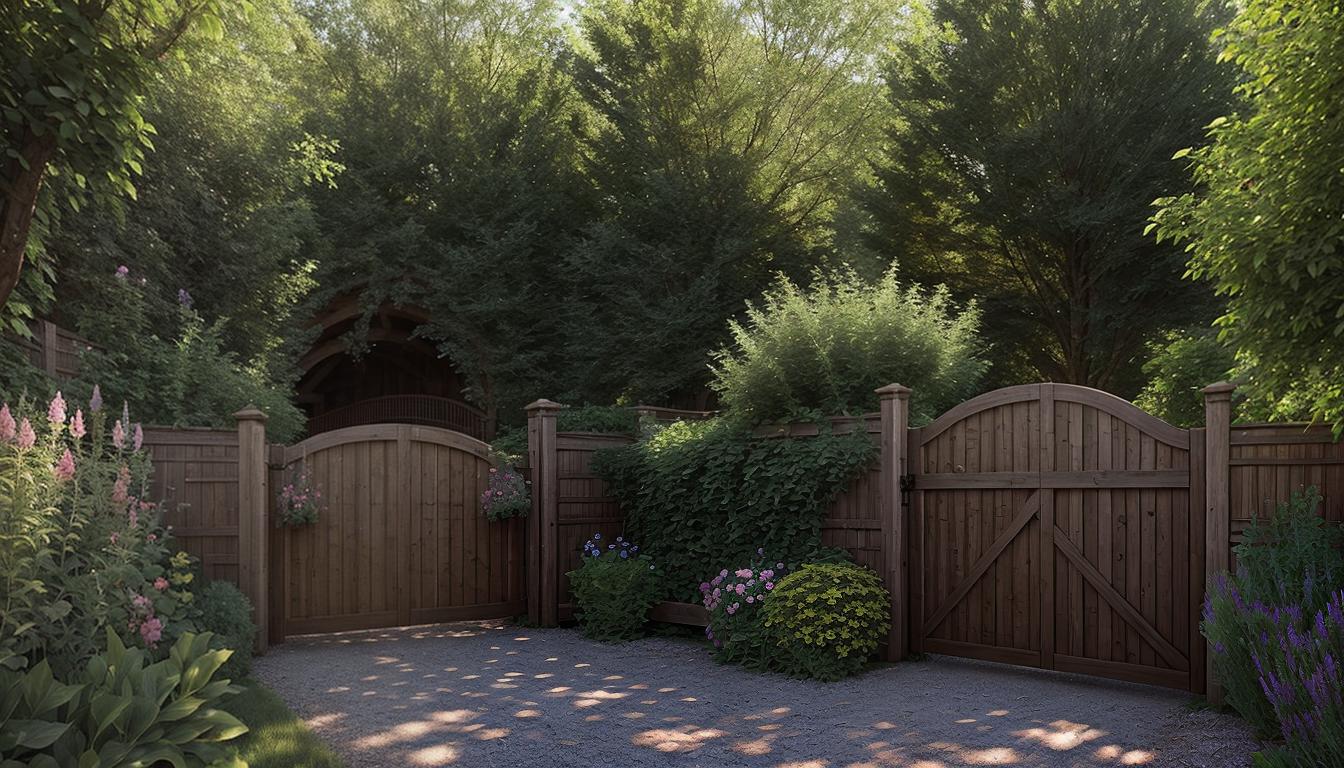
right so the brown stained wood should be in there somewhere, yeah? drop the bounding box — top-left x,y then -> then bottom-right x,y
918,470 -> 1188,489
650,601 -> 710,626
1054,529 -> 1187,670
924,491 -> 1040,636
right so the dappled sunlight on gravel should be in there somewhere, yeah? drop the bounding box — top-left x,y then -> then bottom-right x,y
255,621 -> 1258,768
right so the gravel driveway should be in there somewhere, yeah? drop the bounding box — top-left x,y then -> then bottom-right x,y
252,621 -> 1258,768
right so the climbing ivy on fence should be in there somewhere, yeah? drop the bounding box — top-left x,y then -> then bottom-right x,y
591,419 -> 876,602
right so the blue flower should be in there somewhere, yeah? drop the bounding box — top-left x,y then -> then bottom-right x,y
619,550 -> 629,559
593,532 -> 601,540
608,544 -> 616,550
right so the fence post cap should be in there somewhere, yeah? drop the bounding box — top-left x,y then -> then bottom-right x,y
525,399 -> 564,413
1201,381 -> 1237,398
875,384 -> 912,399
233,406 -> 269,423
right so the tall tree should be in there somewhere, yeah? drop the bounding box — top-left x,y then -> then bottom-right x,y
567,0 -> 896,406
1152,0 -> 1344,431
869,0 -> 1233,391
302,0 -> 587,424
0,0 -> 234,320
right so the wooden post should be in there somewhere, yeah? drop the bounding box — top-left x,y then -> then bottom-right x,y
1202,381 -> 1235,704
235,407 -> 269,654
876,384 -> 911,660
526,399 -> 562,627
39,319 -> 58,377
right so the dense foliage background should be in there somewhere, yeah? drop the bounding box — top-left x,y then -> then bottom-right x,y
2,0 -> 1340,432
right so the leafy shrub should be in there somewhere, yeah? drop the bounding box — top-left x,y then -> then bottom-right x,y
1247,589 -> 1344,767
558,405 -> 639,434
196,581 -> 257,682
481,464 -> 530,521
73,278 -> 305,442
762,562 -> 890,681
1203,488 -> 1344,738
1,392 -> 200,677
593,418 -> 874,601
711,268 -> 985,425
1134,330 -> 1238,427
0,628 -> 248,766
567,534 -> 662,641
700,552 -> 788,670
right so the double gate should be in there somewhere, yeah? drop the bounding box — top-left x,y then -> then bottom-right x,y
268,424 -> 524,636
909,384 -> 1204,690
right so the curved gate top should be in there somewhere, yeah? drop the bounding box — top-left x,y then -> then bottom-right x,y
910,383 -> 1204,691
270,424 -> 523,636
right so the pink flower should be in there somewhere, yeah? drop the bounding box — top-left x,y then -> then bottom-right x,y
735,568 -> 753,579
128,507 -> 138,527
735,584 -> 746,595
147,534 -> 157,542
48,391 -> 66,425
89,385 -> 103,413
0,404 -> 14,442
140,616 -> 163,646
765,582 -> 774,590
71,409 -> 86,440
112,420 -> 125,450
132,594 -> 152,611
53,449 -> 76,481
746,595 -> 755,603
109,532 -> 119,545
16,419 -> 35,450
112,465 -> 131,504
115,265 -> 130,279
133,423 -> 143,452
154,577 -> 169,591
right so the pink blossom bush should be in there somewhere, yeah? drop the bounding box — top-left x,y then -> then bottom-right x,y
700,549 -> 789,669
0,392 -> 199,676
481,463 -> 530,521
277,464 -> 323,526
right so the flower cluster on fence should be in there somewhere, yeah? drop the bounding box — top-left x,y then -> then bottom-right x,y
481,464 -> 530,521
277,464 -> 323,527
698,549 -> 787,668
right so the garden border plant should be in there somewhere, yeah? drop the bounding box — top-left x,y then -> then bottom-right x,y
592,418 -> 875,602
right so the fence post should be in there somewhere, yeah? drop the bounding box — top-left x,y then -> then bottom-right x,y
39,319 -> 58,377
526,399 -> 562,627
876,384 -> 911,661
235,407 -> 269,654
1202,381 -> 1235,704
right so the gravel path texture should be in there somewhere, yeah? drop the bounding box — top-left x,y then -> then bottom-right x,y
252,621 -> 1259,768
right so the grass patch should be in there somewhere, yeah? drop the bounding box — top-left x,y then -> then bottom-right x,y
221,678 -> 345,768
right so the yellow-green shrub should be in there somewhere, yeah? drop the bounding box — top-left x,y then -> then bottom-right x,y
761,562 -> 890,681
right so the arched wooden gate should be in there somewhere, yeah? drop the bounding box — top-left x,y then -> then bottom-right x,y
910,384 -> 1205,690
268,424 -> 524,636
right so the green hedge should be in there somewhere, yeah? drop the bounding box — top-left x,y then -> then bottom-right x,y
592,419 -> 875,601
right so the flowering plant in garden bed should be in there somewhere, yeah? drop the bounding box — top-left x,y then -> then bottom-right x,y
567,533 -> 662,641
481,464 -> 530,521
0,391 -> 200,677
1202,488 -> 1344,738
700,550 -> 787,669
277,464 -> 322,527
1235,588 -> 1344,766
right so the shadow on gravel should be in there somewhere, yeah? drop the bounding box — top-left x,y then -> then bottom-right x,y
253,621 -> 1258,768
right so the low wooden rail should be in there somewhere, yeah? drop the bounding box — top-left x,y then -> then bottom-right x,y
306,394 -> 492,440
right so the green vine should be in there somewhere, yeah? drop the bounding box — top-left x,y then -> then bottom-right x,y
592,419 -> 875,601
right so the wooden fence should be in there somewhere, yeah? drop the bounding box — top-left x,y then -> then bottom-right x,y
524,383 -> 1340,698
135,382 -> 1339,698
9,318 -> 97,379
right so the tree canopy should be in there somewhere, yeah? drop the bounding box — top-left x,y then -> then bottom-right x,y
868,0 -> 1234,393
1152,0 -> 1344,431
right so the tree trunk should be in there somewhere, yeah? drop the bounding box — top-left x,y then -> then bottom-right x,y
0,132 -> 58,312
